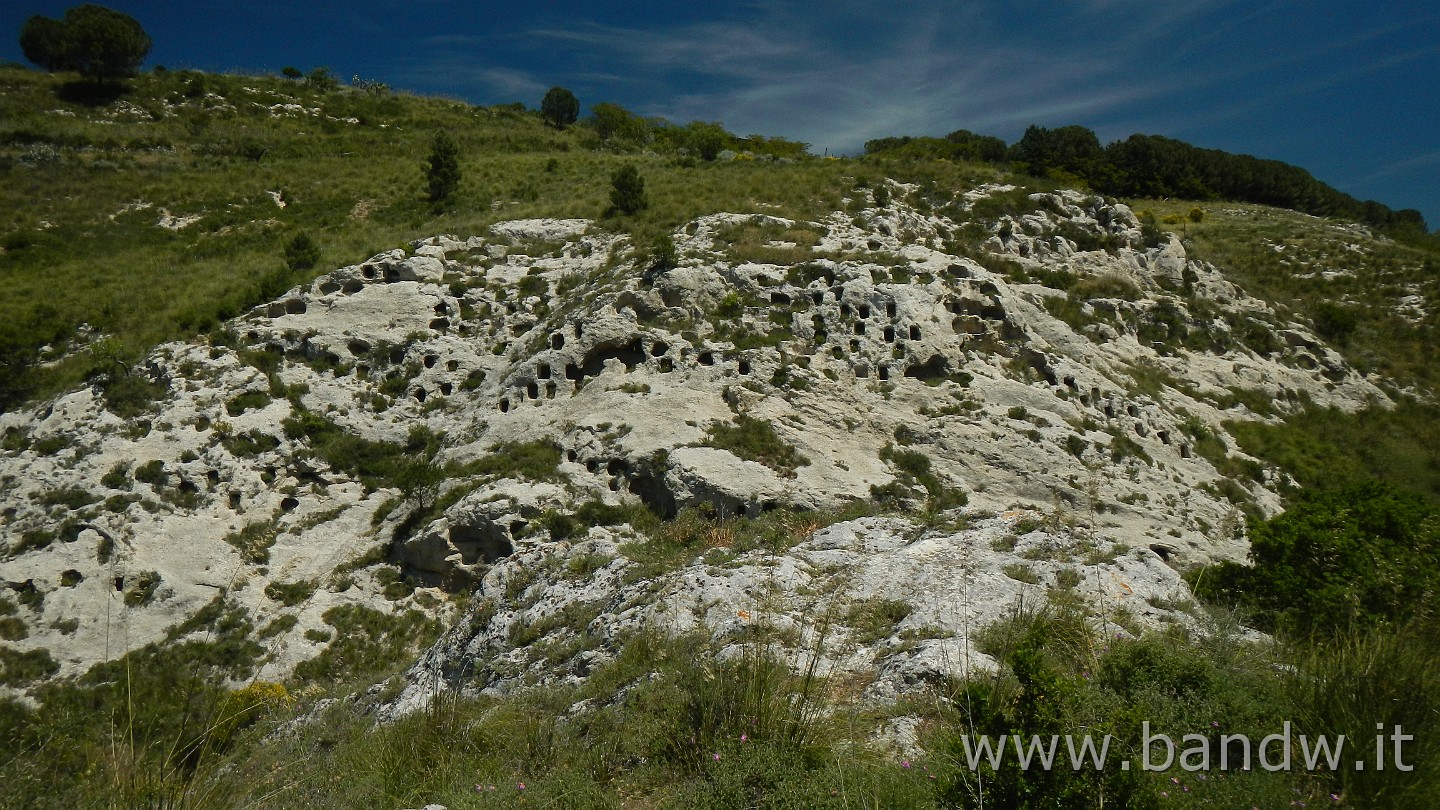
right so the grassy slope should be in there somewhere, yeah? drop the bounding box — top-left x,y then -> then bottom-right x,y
3,65 -> 991,406
4,65 -> 1440,807
1136,200 -> 1440,503
1140,200 -> 1439,391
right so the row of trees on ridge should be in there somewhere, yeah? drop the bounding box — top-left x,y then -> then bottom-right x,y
866,125 -> 1428,235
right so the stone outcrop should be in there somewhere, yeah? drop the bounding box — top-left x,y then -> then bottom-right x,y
0,186 -> 1385,697
381,511 -> 1229,719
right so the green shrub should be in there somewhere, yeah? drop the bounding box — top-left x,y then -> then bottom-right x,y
284,232 -> 321,272
845,597 -> 912,643
0,616 -> 26,641
225,389 -> 272,416
100,461 -> 130,489
291,604 -> 438,687
467,439 -> 564,482
609,165 -> 648,216
540,499 -> 651,541
263,580 -> 316,607
95,367 -> 167,417
222,430 -> 280,458
715,291 -> 743,318
0,647 -> 59,686
1311,301 -> 1358,345
876,443 -> 967,510
134,459 -> 166,485
1108,434 -> 1152,465
223,520 -> 278,564
40,486 -> 100,510
425,132 -> 461,203
1192,482 -> 1439,635
703,414 -> 807,475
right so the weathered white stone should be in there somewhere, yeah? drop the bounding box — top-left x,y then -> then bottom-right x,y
0,193 -> 1384,701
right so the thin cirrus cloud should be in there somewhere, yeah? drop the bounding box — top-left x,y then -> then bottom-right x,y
502,9 -> 1191,153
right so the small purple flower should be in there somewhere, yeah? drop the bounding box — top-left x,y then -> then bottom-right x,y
713,753 -> 721,761
517,782 -> 526,791
740,733 -> 748,742
901,759 -> 912,769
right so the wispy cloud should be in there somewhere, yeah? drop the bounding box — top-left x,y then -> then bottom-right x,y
501,4 -> 1203,152
370,0 -> 1437,224
1348,149 -> 1440,185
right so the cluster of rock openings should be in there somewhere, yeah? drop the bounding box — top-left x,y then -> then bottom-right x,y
1018,351 -> 1192,459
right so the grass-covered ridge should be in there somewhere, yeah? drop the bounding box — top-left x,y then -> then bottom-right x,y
5,61 -> 1437,411
0,64 -> 868,410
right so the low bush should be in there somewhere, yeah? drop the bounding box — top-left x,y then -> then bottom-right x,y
1192,482 -> 1439,635
703,414 -> 807,474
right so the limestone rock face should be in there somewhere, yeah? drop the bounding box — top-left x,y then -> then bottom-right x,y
380,512 -> 1220,718
0,194 -> 1383,696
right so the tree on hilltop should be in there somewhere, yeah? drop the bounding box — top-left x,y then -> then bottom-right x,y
18,15 -> 69,71
590,102 -> 648,143
19,4 -> 151,82
541,86 -> 580,129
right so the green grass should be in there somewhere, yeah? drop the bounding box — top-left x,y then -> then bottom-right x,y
290,604 -> 440,688
9,599 -> 1432,808
702,413 -> 808,475
1227,397 -> 1440,503
1140,200 -> 1440,390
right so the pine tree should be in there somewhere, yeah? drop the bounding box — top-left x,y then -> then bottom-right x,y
609,165 -> 647,216
425,132 -> 460,203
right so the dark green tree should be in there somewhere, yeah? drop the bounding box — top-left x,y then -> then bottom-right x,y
20,5 -> 152,81
609,165 -> 647,215
590,101 -> 646,143
425,132 -> 461,203
1008,124 -> 1103,178
64,4 -> 150,81
685,121 -> 729,161
540,86 -> 579,129
284,233 -> 321,271
18,15 -> 70,72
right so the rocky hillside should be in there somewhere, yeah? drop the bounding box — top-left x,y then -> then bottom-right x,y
0,179 -> 1391,699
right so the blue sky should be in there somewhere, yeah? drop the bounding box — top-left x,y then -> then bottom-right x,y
5,1 -> 1438,228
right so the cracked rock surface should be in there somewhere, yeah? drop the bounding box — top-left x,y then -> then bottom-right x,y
1,189 -> 1380,696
